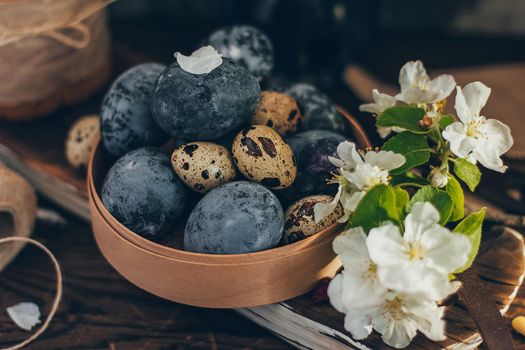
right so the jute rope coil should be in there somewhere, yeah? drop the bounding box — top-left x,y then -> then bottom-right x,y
0,237 -> 63,350
1,164 -> 61,348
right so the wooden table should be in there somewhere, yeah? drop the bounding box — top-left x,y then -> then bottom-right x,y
2,18 -> 525,350
0,201 -> 292,350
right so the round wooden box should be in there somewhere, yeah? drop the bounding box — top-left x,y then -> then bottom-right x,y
87,107 -> 370,308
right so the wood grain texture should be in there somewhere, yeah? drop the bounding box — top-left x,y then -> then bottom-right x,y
0,211 -> 292,350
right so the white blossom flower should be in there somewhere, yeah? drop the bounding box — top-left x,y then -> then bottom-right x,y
359,89 -> 402,139
442,82 -> 514,172
395,61 -> 456,105
429,167 -> 448,188
340,291 -> 446,348
314,142 -> 405,222
327,227 -> 387,313
367,202 -> 471,300
360,89 -> 396,115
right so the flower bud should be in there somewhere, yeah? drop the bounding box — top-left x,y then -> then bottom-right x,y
430,168 -> 448,188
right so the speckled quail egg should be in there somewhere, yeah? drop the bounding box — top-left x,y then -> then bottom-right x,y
232,125 -> 296,189
282,195 -> 343,244
65,115 -> 100,170
171,142 -> 236,193
251,91 -> 303,136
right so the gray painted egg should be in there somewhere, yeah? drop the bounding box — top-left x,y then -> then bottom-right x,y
284,83 -> 346,133
101,147 -> 187,239
100,63 -> 169,156
184,181 -> 284,254
280,130 -> 349,203
206,25 -> 274,81
151,59 -> 260,140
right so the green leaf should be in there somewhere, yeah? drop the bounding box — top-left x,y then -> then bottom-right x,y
406,185 -> 453,224
377,106 -> 429,134
350,185 -> 400,233
439,114 -> 454,129
382,132 -> 431,175
390,172 -> 430,187
393,187 -> 409,219
446,175 -> 465,222
453,158 -> 481,191
453,208 -> 486,274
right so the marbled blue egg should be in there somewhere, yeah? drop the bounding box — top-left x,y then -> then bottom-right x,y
205,25 -> 274,81
151,59 -> 260,140
101,147 -> 187,239
100,63 -> 169,156
184,181 -> 284,254
280,130 -> 349,203
284,83 -> 346,133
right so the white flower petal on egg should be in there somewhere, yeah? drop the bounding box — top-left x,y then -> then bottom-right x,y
175,46 -> 223,75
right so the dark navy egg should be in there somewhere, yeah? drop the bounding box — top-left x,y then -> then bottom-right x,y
151,59 -> 260,140
205,25 -> 274,81
280,130 -> 349,203
184,181 -> 284,254
100,63 -> 169,156
101,147 -> 187,239
284,83 -> 346,133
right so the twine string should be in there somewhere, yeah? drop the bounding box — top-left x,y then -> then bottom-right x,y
43,22 -> 91,49
0,237 -> 63,350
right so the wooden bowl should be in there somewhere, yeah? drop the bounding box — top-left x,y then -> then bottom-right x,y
88,107 -> 371,308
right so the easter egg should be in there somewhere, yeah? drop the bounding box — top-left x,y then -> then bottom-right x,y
232,125 -> 296,189
100,63 -> 169,156
184,181 -> 284,254
251,91 -> 303,136
101,147 -> 187,239
280,130 -> 349,202
206,25 -> 274,81
171,142 -> 236,193
282,195 -> 343,244
151,59 -> 260,140
65,115 -> 100,170
284,83 -> 346,133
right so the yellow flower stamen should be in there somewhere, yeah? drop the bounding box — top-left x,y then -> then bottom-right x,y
436,99 -> 447,112
405,242 -> 425,260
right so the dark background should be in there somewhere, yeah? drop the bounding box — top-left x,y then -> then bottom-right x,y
107,0 -> 525,147
108,0 -> 525,87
